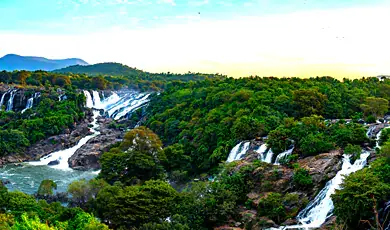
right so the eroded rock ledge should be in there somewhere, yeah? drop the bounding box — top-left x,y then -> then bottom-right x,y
0,111 -> 93,167
68,117 -> 123,171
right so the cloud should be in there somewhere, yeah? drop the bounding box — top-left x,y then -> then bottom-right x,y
2,5 -> 390,78
188,0 -> 209,6
157,0 -> 176,6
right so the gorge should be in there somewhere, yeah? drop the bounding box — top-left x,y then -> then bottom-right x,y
0,89 -> 151,194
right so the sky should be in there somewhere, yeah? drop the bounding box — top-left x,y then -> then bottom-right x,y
0,0 -> 390,78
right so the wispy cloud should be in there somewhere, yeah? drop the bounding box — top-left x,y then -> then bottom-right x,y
157,0 -> 176,6
188,0 -> 209,6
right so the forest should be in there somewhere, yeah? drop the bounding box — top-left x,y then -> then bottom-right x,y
1,75 -> 390,229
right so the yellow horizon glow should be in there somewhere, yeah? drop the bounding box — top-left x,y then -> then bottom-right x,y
1,5 -> 390,78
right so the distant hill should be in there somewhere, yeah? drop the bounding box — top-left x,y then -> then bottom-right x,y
53,62 -> 144,76
0,54 -> 88,71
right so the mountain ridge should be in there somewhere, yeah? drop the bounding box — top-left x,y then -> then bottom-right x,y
0,54 -> 88,71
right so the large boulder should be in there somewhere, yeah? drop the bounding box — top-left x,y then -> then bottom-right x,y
68,117 -> 123,170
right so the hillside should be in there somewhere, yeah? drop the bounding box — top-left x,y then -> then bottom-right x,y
54,62 -> 226,84
53,62 -> 143,76
0,54 -> 88,71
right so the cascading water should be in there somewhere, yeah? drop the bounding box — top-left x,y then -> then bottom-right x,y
83,90 -> 94,108
0,90 -> 9,110
254,144 -> 268,160
0,90 -> 150,194
226,142 -> 251,162
6,89 -> 17,111
29,111 -> 101,169
264,148 -> 274,163
284,151 -> 370,229
92,91 -> 103,109
274,147 -> 294,165
113,94 -> 150,120
21,97 -> 34,113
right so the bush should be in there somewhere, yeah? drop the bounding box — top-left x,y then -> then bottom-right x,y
293,167 -> 313,188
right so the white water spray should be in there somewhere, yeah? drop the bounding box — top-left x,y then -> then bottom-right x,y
21,97 -> 34,113
275,148 -> 294,165
226,142 -> 251,162
6,89 -> 17,111
0,90 -> 9,110
83,90 -> 94,108
29,111 -> 101,170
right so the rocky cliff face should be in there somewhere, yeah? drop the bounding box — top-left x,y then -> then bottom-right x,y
0,85 -> 42,112
68,117 -> 123,170
216,150 -> 343,230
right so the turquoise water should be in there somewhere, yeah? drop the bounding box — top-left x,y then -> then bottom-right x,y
0,164 -> 98,194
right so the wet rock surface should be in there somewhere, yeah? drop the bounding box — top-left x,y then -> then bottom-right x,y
68,116 -> 123,170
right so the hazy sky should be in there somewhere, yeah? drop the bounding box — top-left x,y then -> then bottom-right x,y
1,0 -> 390,77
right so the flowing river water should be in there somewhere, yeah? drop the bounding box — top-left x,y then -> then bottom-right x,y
0,90 -> 150,194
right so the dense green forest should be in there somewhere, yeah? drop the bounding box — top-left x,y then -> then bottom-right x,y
1,75 -> 390,229
0,63 -> 225,91
145,76 -> 388,176
0,89 -> 85,156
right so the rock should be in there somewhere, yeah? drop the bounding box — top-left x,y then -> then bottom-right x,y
0,111 -> 93,167
48,160 -> 60,166
319,216 -> 336,229
68,117 -> 123,170
298,150 -> 343,194
281,218 -> 297,226
253,217 -> 278,229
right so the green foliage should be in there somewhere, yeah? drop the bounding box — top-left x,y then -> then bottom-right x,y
293,167 -> 313,188
95,180 -> 178,229
99,126 -> 166,185
332,169 -> 390,229
379,128 -> 390,146
37,180 -> 57,196
344,144 -> 362,163
0,89 -> 85,157
67,179 -> 108,210
258,193 -> 286,224
360,97 -> 389,118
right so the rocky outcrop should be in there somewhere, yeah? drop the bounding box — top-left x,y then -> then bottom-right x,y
68,117 -> 123,170
298,150 -> 343,193
0,85 -> 43,112
223,150 -> 343,229
0,111 -> 93,167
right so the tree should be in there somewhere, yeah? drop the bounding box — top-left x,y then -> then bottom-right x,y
95,180 -> 178,229
360,97 -> 389,118
332,169 -> 390,229
37,180 -> 57,197
292,89 -> 328,117
99,126 -> 166,185
67,179 -> 108,210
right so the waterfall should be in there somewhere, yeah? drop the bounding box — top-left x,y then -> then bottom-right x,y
83,90 -> 94,108
100,92 -> 120,110
21,97 -> 34,113
226,142 -> 251,162
375,126 -> 390,149
113,94 -> 151,120
106,92 -> 140,117
29,111 -> 101,170
280,151 -> 370,229
6,89 -> 17,111
254,144 -> 268,160
264,148 -> 274,163
366,125 -> 376,138
92,91 -> 103,109
0,90 -> 9,110
274,147 -> 294,165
